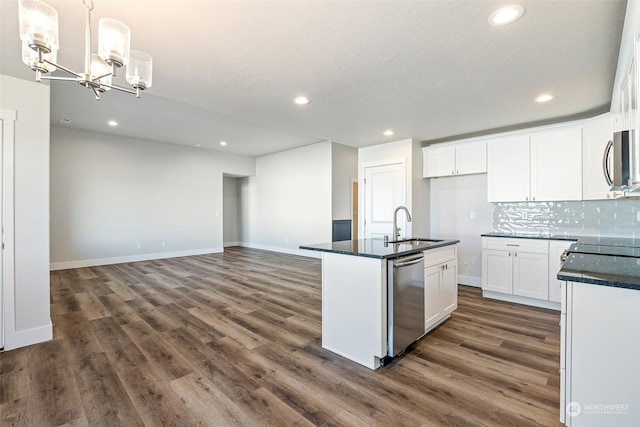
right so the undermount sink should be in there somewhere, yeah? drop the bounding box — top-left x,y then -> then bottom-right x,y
389,238 -> 444,245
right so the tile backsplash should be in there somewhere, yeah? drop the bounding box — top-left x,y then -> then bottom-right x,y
493,199 -> 640,238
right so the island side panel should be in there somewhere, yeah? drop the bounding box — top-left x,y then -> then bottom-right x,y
321,252 -> 387,370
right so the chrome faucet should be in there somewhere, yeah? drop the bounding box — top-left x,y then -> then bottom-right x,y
392,205 -> 412,241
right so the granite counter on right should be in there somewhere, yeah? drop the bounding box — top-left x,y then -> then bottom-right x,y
555,237 -> 639,426
556,237 -> 640,290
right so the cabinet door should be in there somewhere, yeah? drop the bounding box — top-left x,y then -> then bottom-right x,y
424,264 -> 443,330
441,260 -> 458,315
583,115 -> 615,200
513,251 -> 549,299
455,143 -> 487,175
423,146 -> 455,177
487,136 -> 530,202
482,249 -> 513,293
548,240 -> 572,302
530,128 -> 582,201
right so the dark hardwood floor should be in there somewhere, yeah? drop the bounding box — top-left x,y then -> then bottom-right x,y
0,247 -> 562,426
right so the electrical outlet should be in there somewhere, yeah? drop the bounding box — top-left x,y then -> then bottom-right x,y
137,243 -> 143,249
470,211 -> 476,220
637,211 -> 640,222
161,241 -> 166,248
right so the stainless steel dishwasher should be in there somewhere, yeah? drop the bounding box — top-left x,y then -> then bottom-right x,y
387,252 -> 425,359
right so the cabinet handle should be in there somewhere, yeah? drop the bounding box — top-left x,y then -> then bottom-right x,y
456,170 -> 459,174
525,196 -> 529,201
451,171 -> 455,175
515,253 -> 518,257
506,244 -> 520,247
508,252 -> 511,256
532,196 -> 536,201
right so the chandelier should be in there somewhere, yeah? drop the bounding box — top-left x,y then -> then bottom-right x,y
18,0 -> 153,99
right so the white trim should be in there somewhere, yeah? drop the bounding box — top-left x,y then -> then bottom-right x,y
483,290 -> 561,311
2,321 -> 52,351
1,109 -> 17,350
458,274 -> 481,287
239,242 -> 322,258
50,247 -> 223,271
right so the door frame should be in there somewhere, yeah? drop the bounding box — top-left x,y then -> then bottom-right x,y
360,158 -> 407,239
1,108 -> 17,350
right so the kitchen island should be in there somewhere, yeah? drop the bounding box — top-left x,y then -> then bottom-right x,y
556,238 -> 640,426
300,238 -> 459,369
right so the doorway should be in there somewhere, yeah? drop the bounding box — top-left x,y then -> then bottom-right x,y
352,180 -> 358,240
362,161 -> 406,238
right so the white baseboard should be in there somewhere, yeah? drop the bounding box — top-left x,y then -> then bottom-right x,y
483,290 -> 561,311
458,275 -> 481,287
50,247 -> 224,271
223,241 -> 241,248
238,242 -> 322,259
3,321 -> 53,351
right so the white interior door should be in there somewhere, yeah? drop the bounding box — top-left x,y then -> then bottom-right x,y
363,162 -> 405,238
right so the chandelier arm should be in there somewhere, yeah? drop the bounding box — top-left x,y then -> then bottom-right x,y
40,76 -> 80,82
92,72 -> 113,82
41,59 -> 82,78
102,83 -> 138,96
91,86 -> 101,100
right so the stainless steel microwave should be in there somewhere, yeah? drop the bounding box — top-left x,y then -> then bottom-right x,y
605,130 -> 640,196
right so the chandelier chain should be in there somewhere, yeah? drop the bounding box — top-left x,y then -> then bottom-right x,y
83,0 -> 94,12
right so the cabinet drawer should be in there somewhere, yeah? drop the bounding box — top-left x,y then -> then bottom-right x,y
483,237 -> 548,254
424,245 -> 457,268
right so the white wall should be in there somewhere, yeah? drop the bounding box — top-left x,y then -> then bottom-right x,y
331,142 -> 358,220
429,174 -> 492,287
240,141 -> 332,256
50,127 -> 254,269
358,138 -> 428,237
223,176 -> 240,246
0,74 -> 52,350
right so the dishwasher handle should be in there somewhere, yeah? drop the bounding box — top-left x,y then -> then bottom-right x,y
393,254 -> 424,268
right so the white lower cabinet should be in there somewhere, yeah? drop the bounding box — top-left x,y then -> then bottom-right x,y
424,245 -> 458,331
561,281 -> 640,426
513,251 -> 548,299
482,237 -> 563,309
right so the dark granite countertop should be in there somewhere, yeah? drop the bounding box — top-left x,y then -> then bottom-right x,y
299,238 -> 459,259
558,253 -> 640,290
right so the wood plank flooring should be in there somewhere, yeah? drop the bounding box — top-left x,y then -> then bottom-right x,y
0,247 -> 563,426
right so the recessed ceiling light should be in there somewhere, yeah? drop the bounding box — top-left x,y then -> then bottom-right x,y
108,120 -> 118,126
489,5 -> 524,26
383,129 -> 395,136
293,96 -> 311,105
59,118 -> 71,124
220,141 -> 227,146
535,93 -> 556,103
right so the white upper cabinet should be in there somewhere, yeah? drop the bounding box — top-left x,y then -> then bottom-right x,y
530,127 -> 582,201
582,114 -> 615,200
487,127 -> 582,202
422,142 -> 486,178
423,145 -> 456,177
487,135 -> 530,202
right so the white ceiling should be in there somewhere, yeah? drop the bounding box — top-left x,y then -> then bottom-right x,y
0,0 -> 627,157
